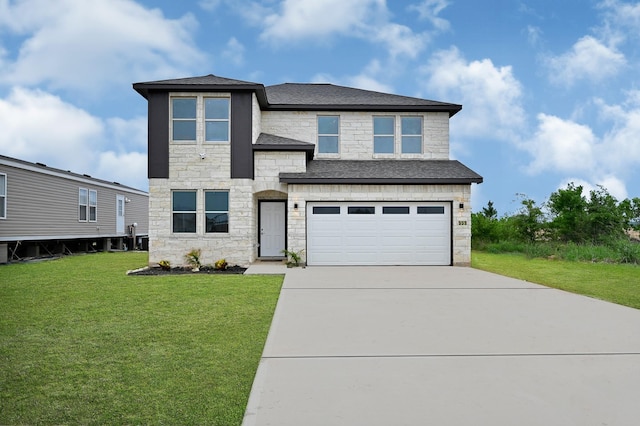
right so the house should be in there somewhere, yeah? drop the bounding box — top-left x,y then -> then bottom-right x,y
133,74 -> 482,267
0,155 -> 149,263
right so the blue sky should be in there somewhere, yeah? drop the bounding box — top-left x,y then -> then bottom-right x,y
1,0 -> 639,215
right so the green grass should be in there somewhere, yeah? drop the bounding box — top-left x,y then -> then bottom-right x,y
472,251 -> 640,309
0,252 -> 283,425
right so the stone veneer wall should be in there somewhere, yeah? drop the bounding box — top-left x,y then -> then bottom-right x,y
286,183 -> 472,266
261,110 -> 450,160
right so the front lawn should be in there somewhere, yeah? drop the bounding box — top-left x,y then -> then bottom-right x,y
472,251 -> 640,309
0,252 -> 283,425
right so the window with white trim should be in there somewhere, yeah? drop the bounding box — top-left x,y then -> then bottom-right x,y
79,188 -> 88,221
205,191 -> 229,233
172,191 -> 197,233
89,190 -> 97,222
318,115 -> 339,154
172,98 -> 197,141
205,98 -> 230,142
401,116 -> 423,153
0,173 -> 6,219
374,116 -> 395,154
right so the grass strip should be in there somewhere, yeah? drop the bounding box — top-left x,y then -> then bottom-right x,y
472,251 -> 640,309
0,252 -> 283,425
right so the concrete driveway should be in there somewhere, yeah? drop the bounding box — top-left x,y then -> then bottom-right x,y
242,267 -> 640,426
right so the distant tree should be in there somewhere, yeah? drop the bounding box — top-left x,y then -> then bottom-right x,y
585,186 -> 625,242
481,201 -> 498,219
547,183 -> 588,242
512,195 -> 545,243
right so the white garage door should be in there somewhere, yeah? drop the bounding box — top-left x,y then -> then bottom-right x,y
307,202 -> 451,266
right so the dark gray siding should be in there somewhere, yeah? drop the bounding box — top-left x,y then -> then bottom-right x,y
148,91 -> 169,178
0,164 -> 148,241
230,92 -> 253,179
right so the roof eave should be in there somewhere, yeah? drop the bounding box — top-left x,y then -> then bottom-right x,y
253,144 -> 315,160
265,104 -> 461,116
133,83 -> 268,103
279,177 -> 483,184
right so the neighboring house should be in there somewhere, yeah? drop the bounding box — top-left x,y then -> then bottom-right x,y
133,74 -> 482,267
0,155 -> 149,263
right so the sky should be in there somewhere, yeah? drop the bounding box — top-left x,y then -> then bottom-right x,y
1,0 -> 639,216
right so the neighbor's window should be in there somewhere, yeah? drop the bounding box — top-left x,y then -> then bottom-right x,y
205,98 -> 230,142
401,116 -> 423,153
205,191 -> 229,233
79,188 -> 88,221
172,191 -> 197,233
374,116 -> 395,154
89,190 -> 97,222
172,98 -> 197,141
0,173 -> 6,219
318,115 -> 339,154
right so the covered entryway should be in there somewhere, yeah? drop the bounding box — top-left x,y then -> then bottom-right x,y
259,201 -> 286,257
306,201 -> 451,266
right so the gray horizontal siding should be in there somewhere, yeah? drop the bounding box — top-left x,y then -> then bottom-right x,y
0,164 -> 148,241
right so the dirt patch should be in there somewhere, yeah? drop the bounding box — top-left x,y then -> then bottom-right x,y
128,265 -> 247,275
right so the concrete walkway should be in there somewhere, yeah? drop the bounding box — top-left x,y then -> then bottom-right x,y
243,267 -> 640,426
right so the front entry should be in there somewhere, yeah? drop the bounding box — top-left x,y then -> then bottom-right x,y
259,201 -> 286,257
116,195 -> 125,234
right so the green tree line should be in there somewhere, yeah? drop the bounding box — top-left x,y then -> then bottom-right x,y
472,183 -> 640,263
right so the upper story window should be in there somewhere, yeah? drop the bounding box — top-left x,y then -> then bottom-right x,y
172,190 -> 197,233
205,98 -> 230,142
317,115 -> 339,154
79,188 -> 88,221
171,96 -> 230,143
401,116 -> 423,154
0,173 -> 6,219
172,98 -> 197,141
373,116 -> 395,154
205,191 -> 229,233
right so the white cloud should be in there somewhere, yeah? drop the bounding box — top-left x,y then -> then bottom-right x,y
372,23 -> 429,59
261,0 -> 381,41
408,0 -> 451,31
198,0 -> 222,11
594,92 -> 640,173
311,60 -> 394,93
526,25 -> 542,47
524,113 -> 596,174
557,176 -> 628,201
421,47 -> 526,140
0,0 -> 205,93
257,0 -> 431,59
598,0 -> 640,40
221,37 -> 246,67
545,36 -> 626,86
0,87 -> 147,190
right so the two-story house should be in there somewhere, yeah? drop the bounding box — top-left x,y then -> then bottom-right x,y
133,74 -> 482,267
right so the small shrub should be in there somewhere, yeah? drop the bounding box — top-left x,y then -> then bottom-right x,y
158,260 -> 171,271
281,249 -> 304,267
214,258 -> 228,270
184,249 -> 202,270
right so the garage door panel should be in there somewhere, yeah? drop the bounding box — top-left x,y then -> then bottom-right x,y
307,202 -> 451,266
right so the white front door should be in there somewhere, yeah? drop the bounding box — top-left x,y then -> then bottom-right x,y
260,201 -> 286,257
116,195 -> 125,234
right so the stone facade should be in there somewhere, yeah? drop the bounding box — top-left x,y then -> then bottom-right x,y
261,111 -> 450,160
148,89 -> 474,268
286,184 -> 472,266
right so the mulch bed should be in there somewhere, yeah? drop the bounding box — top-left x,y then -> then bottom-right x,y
128,265 -> 247,275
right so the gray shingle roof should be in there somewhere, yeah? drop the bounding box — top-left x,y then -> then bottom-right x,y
133,74 -> 264,99
265,83 -> 461,116
253,133 -> 315,159
279,160 -> 483,184
133,74 -> 461,115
